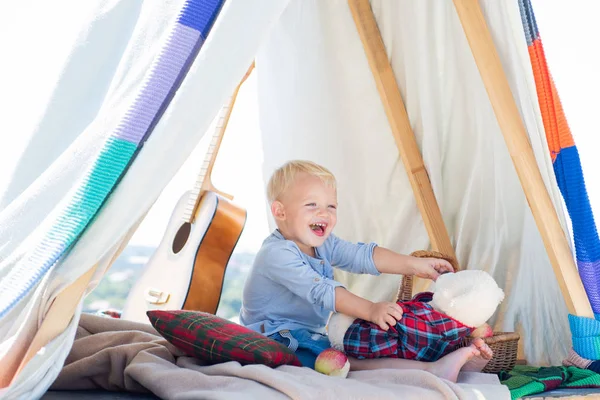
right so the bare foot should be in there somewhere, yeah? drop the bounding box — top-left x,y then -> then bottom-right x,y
461,338 -> 493,372
426,344 -> 482,382
349,339 -> 494,383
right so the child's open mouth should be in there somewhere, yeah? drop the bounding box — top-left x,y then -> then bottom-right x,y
310,223 -> 327,237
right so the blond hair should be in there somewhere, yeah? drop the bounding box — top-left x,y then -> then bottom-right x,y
267,160 -> 336,203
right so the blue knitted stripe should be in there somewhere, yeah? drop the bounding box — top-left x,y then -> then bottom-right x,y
178,0 -> 224,37
518,0 -> 539,46
554,147 -> 600,313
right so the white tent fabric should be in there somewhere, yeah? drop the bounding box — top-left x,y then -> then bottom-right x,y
256,0 -> 572,366
0,1 -> 289,398
0,0 -> 578,398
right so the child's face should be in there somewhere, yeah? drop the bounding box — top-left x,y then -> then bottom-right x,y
272,172 -> 337,255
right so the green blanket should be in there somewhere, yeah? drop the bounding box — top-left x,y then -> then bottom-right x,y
499,365 -> 600,399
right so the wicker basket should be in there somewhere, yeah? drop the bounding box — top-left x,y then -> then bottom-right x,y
396,250 -> 459,302
397,250 -> 520,374
458,332 -> 520,374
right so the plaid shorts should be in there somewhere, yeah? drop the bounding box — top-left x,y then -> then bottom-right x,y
343,292 -> 473,362
270,329 -> 331,369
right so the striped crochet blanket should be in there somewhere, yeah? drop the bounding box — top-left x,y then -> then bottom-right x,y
500,365 -> 600,399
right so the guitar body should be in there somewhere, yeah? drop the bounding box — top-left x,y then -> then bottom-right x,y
122,191 -> 246,323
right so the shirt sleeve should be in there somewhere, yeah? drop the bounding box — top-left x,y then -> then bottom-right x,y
328,234 -> 381,275
260,242 -> 345,312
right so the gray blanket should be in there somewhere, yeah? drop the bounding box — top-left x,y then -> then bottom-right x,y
50,314 -> 510,399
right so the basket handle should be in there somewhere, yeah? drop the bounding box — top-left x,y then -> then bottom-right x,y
396,250 -> 460,302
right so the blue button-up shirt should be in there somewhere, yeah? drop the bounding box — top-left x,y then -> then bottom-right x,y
239,230 -> 380,336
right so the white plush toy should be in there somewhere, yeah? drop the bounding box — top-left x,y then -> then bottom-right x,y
328,269 -> 505,352
430,270 -> 505,328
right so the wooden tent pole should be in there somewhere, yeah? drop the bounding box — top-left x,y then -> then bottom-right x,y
348,0 -> 458,264
452,0 -> 593,317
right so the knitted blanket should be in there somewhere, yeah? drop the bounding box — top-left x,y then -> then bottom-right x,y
499,365 -> 600,399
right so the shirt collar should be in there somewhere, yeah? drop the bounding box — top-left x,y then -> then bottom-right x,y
272,229 -> 324,260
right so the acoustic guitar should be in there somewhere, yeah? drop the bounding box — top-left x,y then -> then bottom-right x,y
121,65 -> 253,323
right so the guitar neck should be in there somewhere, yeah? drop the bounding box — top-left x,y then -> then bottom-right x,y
181,62 -> 255,223
182,104 -> 232,223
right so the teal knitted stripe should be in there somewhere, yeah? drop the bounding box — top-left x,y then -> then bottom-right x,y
0,138 -> 136,318
67,137 -> 136,221
45,137 -> 137,249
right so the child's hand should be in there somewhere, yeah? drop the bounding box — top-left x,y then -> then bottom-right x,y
368,302 -> 403,331
411,257 -> 454,281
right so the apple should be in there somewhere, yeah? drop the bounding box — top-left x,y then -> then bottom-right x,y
470,322 -> 494,338
314,348 -> 350,378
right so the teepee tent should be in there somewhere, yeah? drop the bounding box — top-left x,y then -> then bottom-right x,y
1,0 -> 599,398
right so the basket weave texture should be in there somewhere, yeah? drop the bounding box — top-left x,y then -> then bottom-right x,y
396,250 -> 519,374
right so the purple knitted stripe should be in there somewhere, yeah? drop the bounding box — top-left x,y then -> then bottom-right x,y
578,259 -> 600,314
114,23 -> 201,144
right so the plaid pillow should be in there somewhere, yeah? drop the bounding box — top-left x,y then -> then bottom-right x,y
147,310 -> 302,367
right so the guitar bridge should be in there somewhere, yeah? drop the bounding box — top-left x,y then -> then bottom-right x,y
145,288 -> 171,305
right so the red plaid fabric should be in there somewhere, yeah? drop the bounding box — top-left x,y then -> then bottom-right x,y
147,310 -> 302,367
95,309 -> 121,319
343,292 -> 473,361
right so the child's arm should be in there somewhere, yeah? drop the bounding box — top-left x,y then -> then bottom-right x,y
327,235 -> 453,280
334,287 -> 403,331
373,247 -> 454,280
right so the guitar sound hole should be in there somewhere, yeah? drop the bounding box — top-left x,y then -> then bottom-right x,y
172,222 -> 191,254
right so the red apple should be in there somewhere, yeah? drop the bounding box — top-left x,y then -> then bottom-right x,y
470,323 -> 494,338
314,348 -> 350,378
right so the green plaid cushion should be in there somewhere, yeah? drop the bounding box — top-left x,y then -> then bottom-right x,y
147,310 -> 302,368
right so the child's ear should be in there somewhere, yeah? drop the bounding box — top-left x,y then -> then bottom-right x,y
271,201 -> 286,221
